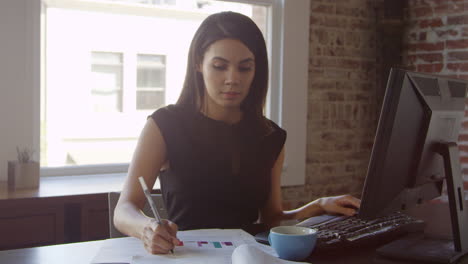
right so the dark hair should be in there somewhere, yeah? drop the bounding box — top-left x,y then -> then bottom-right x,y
176,11 -> 271,132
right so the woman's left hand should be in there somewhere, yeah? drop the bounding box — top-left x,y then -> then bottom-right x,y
318,194 -> 361,216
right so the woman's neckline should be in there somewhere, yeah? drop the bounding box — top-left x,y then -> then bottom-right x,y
197,106 -> 245,126
196,110 -> 245,127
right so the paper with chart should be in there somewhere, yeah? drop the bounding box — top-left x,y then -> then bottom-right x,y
91,228 -> 305,264
131,229 -> 254,264
92,229 -> 255,264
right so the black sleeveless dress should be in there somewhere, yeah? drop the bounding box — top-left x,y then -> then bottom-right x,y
150,104 -> 286,230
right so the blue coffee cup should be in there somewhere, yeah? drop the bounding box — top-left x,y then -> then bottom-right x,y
268,226 -> 317,261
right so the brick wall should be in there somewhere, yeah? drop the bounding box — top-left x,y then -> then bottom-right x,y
403,0 -> 468,78
401,0 -> 468,192
281,0 -> 468,209
282,0 -> 380,209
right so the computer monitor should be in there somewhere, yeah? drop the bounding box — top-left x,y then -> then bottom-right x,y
358,68 -> 468,263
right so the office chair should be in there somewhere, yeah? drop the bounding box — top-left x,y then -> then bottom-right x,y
108,191 -> 168,238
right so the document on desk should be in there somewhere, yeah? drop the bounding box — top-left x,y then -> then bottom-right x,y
91,229 -> 307,264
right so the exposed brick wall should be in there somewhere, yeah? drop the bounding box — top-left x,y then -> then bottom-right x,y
401,0 -> 468,192
282,0 -> 380,209
281,0 -> 468,210
402,0 -> 468,78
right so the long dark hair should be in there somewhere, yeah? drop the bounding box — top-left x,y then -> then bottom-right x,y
176,11 -> 271,133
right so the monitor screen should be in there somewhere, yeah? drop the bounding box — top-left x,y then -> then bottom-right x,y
359,68 -> 467,219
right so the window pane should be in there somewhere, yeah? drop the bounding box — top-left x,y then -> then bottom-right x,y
137,54 -> 166,110
42,0 -> 269,168
92,52 -> 122,65
137,68 -> 165,88
136,54 -> 165,88
91,52 -> 123,112
137,90 -> 165,109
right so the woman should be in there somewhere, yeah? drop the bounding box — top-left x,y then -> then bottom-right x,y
114,11 -> 360,255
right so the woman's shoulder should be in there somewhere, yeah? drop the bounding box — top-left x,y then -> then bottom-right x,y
150,104 -> 191,120
264,117 -> 285,131
257,117 -> 286,158
149,104 -> 196,132
260,117 -> 287,139
265,118 -> 282,130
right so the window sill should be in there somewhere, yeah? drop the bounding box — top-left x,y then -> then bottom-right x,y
0,173 -> 159,200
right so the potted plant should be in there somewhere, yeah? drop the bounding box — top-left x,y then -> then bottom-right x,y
8,147 -> 40,190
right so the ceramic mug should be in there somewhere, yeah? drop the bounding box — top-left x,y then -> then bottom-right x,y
268,226 -> 317,261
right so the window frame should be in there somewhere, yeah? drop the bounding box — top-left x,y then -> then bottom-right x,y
37,0 -> 309,186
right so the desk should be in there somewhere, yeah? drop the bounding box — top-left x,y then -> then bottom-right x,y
0,240 -> 103,264
1,237 -> 467,264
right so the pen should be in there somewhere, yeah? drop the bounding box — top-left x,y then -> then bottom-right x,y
138,176 -> 174,254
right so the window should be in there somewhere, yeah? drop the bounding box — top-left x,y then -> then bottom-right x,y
41,0 -> 270,167
35,0 -> 309,186
136,54 -> 166,110
91,52 -> 124,112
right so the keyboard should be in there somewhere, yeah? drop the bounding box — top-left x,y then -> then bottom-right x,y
297,211 -> 425,253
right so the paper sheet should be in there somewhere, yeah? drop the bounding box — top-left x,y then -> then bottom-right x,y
131,229 -> 252,264
232,244 -> 309,264
92,229 -> 253,264
91,229 -> 308,264
90,236 -> 144,264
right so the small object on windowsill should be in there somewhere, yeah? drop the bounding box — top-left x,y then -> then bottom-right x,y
8,147 -> 40,190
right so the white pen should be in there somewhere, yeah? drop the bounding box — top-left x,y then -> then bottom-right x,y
138,176 -> 174,254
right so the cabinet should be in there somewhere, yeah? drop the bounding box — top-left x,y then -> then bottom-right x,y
0,198 -> 64,249
0,174 -> 126,250
0,194 -> 109,250
80,195 -> 110,242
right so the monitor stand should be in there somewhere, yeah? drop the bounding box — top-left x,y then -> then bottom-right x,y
377,142 -> 468,264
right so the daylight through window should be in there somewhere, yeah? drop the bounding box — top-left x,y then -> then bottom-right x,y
41,0 -> 270,169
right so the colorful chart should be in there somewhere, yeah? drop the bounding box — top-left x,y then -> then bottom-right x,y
178,241 -> 235,249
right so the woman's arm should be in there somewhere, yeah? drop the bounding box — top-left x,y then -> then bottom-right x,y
259,146 -> 361,227
258,146 -> 286,227
114,118 -> 179,254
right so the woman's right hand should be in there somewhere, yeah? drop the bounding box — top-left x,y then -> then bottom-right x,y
141,219 -> 180,254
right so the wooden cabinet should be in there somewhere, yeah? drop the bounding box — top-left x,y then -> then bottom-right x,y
0,174 -> 162,250
0,174 -> 127,250
80,194 -> 110,242
0,199 -> 65,249
0,197 -> 65,250
0,194 -> 109,250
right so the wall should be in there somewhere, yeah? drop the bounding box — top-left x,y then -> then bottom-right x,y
403,0 -> 468,78
402,0 -> 468,187
402,0 -> 468,194
282,0 -> 380,208
0,1 -> 309,187
0,0 -> 40,182
3,0 -> 464,208
281,0 -> 468,209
